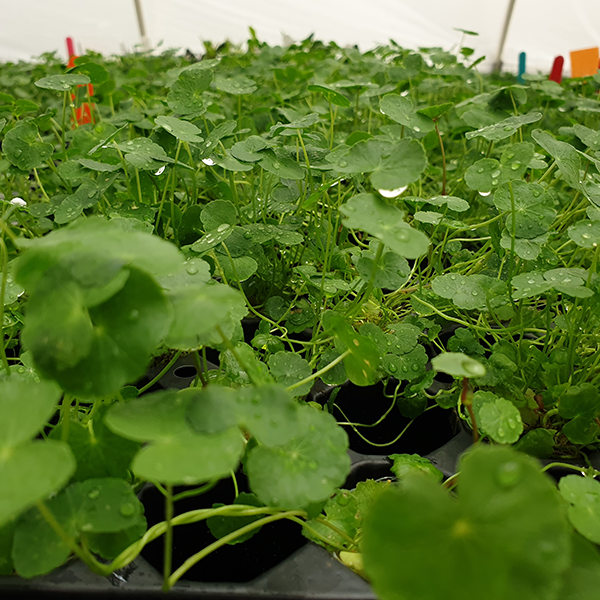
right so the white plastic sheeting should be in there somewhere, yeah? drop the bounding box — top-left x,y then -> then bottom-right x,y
2,0 -> 600,75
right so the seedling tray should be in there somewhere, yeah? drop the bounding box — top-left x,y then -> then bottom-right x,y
0,356 -> 471,599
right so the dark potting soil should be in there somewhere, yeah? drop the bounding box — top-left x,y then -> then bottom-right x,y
327,380 -> 459,456
139,473 -> 307,583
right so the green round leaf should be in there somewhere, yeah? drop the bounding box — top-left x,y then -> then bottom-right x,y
362,445 -> 571,600
568,220 -> 600,248
167,68 -> 212,115
155,115 -> 204,144
269,352 -> 312,396
379,94 -> 435,133
247,406 -> 350,509
216,75 -> 257,95
340,193 -> 429,259
307,84 -> 351,107
34,74 -> 90,91
431,273 -> 485,309
473,392 -> 523,444
0,380 -> 61,448
559,476 -> 600,544
3,122 -> 53,170
431,352 -> 486,379
389,454 -> 443,481
0,440 -> 75,526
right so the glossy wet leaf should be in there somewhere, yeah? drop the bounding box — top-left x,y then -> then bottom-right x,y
269,352 -> 312,396
532,129 -> 581,190
335,138 -> 427,192
543,267 -> 592,298
558,384 -> 600,445
165,282 -> 246,350
106,388 -> 244,484
155,115 -> 204,143
186,385 -> 240,435
0,440 -> 75,527
133,427 -> 243,484
472,391 -> 523,444
559,476 -> 600,544
246,405 -> 350,509
307,84 -> 351,107
431,352 -> 486,379
494,181 -> 556,239
574,124 -> 600,151
421,195 -> 470,212
3,122 -> 53,170
431,273 -> 485,309
327,313 -> 380,386
499,142 -> 535,181
207,493 -> 264,545
259,151 -> 305,180
270,113 -> 320,137
34,73 -> 90,91
559,533 -> 600,600
231,135 -> 268,161
215,75 -> 257,95
389,454 -> 443,482
71,61 -> 110,85
167,68 -> 212,115
362,445 -> 571,600
568,220 -> 600,248
514,429 -> 555,459
157,258 -> 211,291
465,112 -> 542,141
0,380 -> 61,448
78,158 -> 120,172
356,250 -> 410,289
48,409 -> 141,482
12,478 -> 144,577
191,223 -> 234,253
379,94 -> 435,133
464,158 -> 501,192
340,193 -> 429,259
416,102 -> 453,120
500,231 -> 549,261
22,266 -> 171,397
382,346 -> 428,381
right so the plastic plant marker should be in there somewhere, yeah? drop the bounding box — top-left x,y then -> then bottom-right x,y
518,52 -> 526,83
549,56 -> 564,83
570,47 -> 600,78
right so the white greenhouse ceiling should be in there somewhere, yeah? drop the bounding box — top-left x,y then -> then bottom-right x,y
2,0 -> 600,75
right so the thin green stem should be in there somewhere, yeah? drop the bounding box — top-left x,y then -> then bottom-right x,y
138,350 -> 183,394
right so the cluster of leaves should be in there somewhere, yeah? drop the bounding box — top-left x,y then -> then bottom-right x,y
1,29 -> 600,595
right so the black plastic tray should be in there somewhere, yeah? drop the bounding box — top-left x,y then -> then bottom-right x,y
0,356 -> 472,599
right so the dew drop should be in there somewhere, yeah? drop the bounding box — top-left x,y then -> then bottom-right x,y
155,165 -> 166,176
217,223 -> 230,232
379,186 -> 407,198
413,126 -> 420,132
503,125 -> 513,131
479,191 -> 491,197
88,488 -> 101,500
243,231 -> 252,239
202,158 -> 215,166
119,503 -> 136,517
126,140 -> 134,146
272,162 -> 280,169
388,364 -> 397,373
339,160 -> 348,167
477,167 -> 485,173
491,179 -> 498,186
471,290 -> 478,296
496,461 -> 521,487
186,265 -> 199,275
511,162 -> 521,170
129,309 -> 139,320
491,170 -> 501,178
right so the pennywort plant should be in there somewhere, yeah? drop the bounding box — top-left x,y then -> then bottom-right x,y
1,33 -> 600,598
